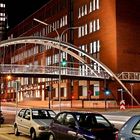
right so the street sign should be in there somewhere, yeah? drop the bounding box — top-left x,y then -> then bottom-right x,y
120,100 -> 125,110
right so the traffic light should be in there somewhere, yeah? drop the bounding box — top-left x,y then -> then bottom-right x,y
46,86 -> 53,91
61,58 -> 67,67
104,88 -> 111,96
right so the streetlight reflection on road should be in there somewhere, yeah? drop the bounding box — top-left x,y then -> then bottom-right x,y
33,18 -> 78,111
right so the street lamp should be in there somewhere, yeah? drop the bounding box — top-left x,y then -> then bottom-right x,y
33,18 -> 78,111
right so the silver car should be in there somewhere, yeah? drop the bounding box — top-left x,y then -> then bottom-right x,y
14,108 -> 56,140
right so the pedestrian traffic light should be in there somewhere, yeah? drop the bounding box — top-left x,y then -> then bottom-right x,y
61,58 -> 67,67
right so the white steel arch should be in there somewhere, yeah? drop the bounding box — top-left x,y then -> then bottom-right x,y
0,36 -> 139,105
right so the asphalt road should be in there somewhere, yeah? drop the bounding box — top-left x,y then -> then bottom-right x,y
1,105 -> 138,140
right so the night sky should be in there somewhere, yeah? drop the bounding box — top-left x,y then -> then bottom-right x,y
5,0 -> 50,29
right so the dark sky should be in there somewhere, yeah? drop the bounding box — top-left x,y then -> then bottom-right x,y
5,0 -> 50,29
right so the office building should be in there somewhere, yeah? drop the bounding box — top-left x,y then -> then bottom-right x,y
4,0 -> 140,106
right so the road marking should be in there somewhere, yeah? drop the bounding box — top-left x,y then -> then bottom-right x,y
110,120 -> 125,124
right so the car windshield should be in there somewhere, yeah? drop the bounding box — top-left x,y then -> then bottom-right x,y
32,109 -> 56,119
76,113 -> 111,129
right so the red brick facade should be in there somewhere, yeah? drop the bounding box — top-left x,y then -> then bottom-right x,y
4,0 -> 140,105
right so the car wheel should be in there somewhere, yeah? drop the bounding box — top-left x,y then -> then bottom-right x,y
48,133 -> 55,140
30,129 -> 36,140
14,125 -> 20,136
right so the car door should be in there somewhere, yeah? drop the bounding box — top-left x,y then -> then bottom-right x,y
50,113 -> 66,140
130,120 -> 140,140
16,109 -> 26,132
61,113 -> 77,140
94,114 -> 116,140
20,109 -> 31,135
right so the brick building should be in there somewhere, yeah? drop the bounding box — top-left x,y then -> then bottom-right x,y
3,0 -> 140,106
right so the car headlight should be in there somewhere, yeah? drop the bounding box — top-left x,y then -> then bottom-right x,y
38,126 -> 46,130
120,137 -> 126,140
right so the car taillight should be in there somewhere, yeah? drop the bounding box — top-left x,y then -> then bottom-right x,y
115,131 -> 118,140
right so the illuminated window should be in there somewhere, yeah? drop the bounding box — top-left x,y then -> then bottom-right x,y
89,19 -> 100,33
78,24 -> 88,38
78,4 -> 87,19
0,17 -> 5,21
0,13 -> 5,16
0,3 -> 5,8
79,44 -> 88,56
90,40 -> 100,54
89,0 -> 99,13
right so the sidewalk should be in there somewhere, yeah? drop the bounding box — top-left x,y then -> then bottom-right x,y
1,101 -> 140,114
0,124 -> 14,134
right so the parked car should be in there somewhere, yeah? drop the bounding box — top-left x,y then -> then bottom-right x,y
47,111 -> 118,140
116,115 -> 140,140
0,111 -> 4,124
14,108 -> 56,140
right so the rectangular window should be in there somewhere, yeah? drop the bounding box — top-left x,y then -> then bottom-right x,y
96,0 -> 99,9
85,4 -> 87,15
78,8 -> 81,18
89,0 -> 99,13
78,27 -> 81,38
89,19 -> 100,34
90,40 -> 100,54
97,19 -> 100,30
85,24 -> 87,35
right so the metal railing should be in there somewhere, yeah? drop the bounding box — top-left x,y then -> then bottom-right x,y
117,72 -> 140,81
0,64 -> 108,79
1,64 -> 140,81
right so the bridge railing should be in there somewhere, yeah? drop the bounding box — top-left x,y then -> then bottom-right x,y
0,64 -> 108,79
117,72 -> 140,81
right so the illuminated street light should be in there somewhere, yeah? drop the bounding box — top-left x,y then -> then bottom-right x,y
7,75 -> 11,80
33,18 -> 78,111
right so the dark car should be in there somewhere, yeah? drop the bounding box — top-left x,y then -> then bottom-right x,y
47,111 -> 118,140
116,115 -> 140,140
0,111 -> 4,124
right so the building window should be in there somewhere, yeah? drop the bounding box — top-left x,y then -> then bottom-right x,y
52,53 -> 59,64
90,40 -> 100,54
0,17 -> 5,21
89,19 -> 100,33
89,0 -> 99,13
79,44 -> 88,57
0,3 -> 5,8
61,52 -> 67,61
94,84 -> 99,96
78,4 -> 88,19
78,24 -> 88,38
46,56 -> 51,66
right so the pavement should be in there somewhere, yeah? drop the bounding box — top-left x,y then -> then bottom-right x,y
1,101 -> 140,114
0,124 -> 14,134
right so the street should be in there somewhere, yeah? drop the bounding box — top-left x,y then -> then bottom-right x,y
0,105 -> 137,140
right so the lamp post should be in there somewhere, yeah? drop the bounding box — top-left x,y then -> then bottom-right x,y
33,18 -> 78,111
130,83 -> 134,108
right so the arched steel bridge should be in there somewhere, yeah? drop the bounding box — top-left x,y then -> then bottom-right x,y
0,36 -> 139,105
